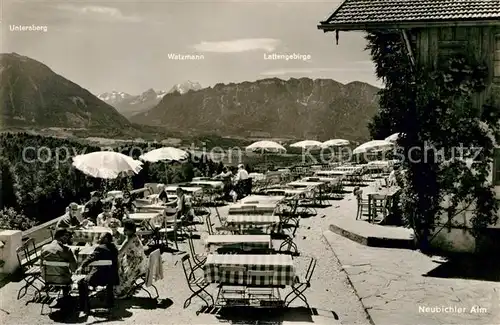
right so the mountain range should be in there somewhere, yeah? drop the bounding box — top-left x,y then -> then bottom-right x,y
98,81 -> 202,117
131,78 -> 380,140
0,52 -> 131,131
0,53 -> 380,141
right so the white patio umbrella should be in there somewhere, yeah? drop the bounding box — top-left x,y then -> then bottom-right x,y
385,133 -> 403,142
139,147 -> 188,162
321,139 -> 350,147
353,140 -> 394,155
290,140 -> 323,149
246,141 -> 286,153
72,151 -> 143,179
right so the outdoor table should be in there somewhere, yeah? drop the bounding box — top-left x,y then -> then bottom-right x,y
69,245 -> 97,275
240,195 -> 285,204
107,190 -> 123,198
228,203 -> 277,215
287,181 -> 328,207
226,214 -> 280,233
190,180 -> 223,189
315,170 -> 347,177
165,186 -> 203,194
71,227 -> 111,243
127,212 -> 163,228
264,188 -> 308,197
365,187 -> 401,223
287,181 -> 323,188
146,194 -> 160,203
204,254 -> 295,286
205,235 -> 272,252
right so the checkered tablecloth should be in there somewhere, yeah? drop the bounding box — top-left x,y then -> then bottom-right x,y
228,204 -> 277,215
205,235 -> 271,252
226,214 -> 280,226
72,227 -> 111,244
204,254 -> 294,286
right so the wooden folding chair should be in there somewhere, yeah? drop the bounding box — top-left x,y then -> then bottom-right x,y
180,254 -> 213,311
40,261 -> 72,315
16,238 -> 43,300
284,257 -> 316,308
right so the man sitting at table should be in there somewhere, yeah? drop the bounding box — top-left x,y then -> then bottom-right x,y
216,167 -> 233,200
97,201 -> 122,227
76,232 -> 119,314
40,228 -> 77,309
83,191 -> 103,224
57,202 -> 83,228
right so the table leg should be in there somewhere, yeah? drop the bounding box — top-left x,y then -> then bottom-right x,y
367,196 -> 372,222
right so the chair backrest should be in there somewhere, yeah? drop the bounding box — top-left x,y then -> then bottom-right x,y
41,260 -> 71,285
205,213 -> 214,235
16,238 -> 38,270
88,260 -> 112,267
187,232 -> 198,257
180,254 -> 195,283
371,194 -> 388,200
305,257 -> 317,283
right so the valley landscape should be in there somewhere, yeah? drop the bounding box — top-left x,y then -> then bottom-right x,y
0,53 -> 379,144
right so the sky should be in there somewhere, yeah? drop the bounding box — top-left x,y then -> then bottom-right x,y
1,0 -> 381,96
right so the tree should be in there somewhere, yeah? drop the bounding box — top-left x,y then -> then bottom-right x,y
0,157 -> 20,210
366,31 -> 500,251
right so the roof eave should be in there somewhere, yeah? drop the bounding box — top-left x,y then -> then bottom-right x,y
318,19 -> 500,32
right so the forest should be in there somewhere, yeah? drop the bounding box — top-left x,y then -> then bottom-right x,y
0,133 -> 222,229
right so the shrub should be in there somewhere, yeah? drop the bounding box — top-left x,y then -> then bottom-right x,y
0,208 -> 36,231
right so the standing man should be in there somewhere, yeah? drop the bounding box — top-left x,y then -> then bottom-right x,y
234,164 -> 249,198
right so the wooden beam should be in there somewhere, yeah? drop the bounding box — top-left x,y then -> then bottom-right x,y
401,29 -> 416,69
318,19 -> 500,32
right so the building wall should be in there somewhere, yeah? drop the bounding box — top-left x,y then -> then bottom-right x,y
415,26 -> 500,109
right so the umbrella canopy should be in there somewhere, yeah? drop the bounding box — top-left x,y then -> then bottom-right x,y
353,140 -> 394,155
385,133 -> 403,142
139,147 -> 188,162
322,139 -> 350,147
246,141 -> 286,153
72,151 -> 143,179
290,140 -> 323,149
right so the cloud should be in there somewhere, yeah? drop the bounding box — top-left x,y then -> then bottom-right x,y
56,4 -> 142,23
192,38 -> 280,53
260,66 -> 374,76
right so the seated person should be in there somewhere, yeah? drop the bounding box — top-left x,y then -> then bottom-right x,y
76,232 -> 119,314
114,220 -> 147,299
108,219 -> 126,245
96,201 -> 122,228
40,228 -> 77,308
157,184 -> 169,203
83,191 -> 103,224
112,196 -> 127,220
57,202 -> 83,228
122,190 -> 136,213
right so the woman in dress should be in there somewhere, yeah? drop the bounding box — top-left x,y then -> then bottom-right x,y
114,219 -> 147,298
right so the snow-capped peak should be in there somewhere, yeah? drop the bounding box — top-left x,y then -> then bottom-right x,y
168,81 -> 202,94
98,91 -> 132,103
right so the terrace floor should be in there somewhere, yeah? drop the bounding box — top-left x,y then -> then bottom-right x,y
2,183 -> 498,325
0,202 -> 370,325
